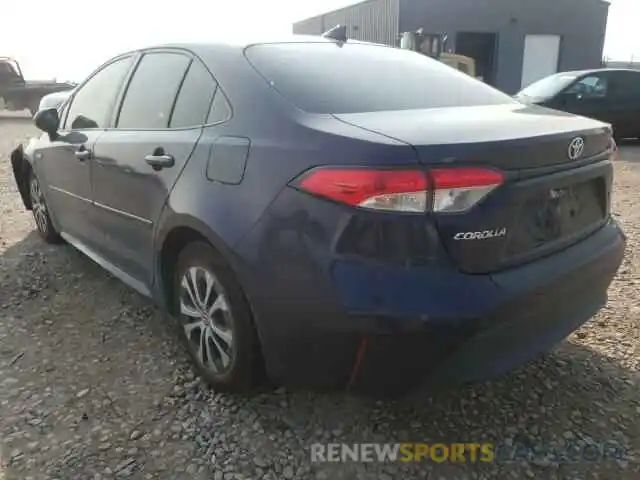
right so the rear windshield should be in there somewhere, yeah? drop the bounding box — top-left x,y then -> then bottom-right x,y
517,73 -> 578,100
244,42 -> 514,114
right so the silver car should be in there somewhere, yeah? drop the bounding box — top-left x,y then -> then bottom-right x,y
36,89 -> 72,112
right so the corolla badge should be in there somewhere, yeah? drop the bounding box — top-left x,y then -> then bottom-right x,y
568,137 -> 585,160
453,228 -> 507,240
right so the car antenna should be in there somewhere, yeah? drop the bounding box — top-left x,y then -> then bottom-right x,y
322,25 -> 348,43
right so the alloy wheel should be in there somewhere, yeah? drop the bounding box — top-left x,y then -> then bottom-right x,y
30,175 -> 49,234
179,266 -> 235,375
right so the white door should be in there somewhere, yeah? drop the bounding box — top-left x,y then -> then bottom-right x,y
521,34 -> 561,88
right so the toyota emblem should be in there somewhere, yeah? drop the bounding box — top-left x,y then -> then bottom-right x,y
568,137 -> 585,160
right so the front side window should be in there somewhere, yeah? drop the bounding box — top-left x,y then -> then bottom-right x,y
169,60 -> 218,128
566,75 -> 608,98
117,52 -> 190,129
64,56 -> 134,130
245,43 -> 513,114
207,89 -> 232,124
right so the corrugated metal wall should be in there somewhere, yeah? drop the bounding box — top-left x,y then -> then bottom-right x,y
294,0 -> 609,93
292,16 -> 324,36
292,0 -> 400,47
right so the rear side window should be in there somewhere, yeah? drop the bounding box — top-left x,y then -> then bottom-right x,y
608,71 -> 640,100
170,60 -> 218,128
245,43 -> 513,114
0,62 -> 20,82
65,56 -> 133,129
117,52 -> 190,129
207,89 -> 232,124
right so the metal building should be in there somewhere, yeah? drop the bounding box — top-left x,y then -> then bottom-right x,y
292,0 -> 610,94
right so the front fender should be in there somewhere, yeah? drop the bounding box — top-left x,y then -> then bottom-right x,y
10,144 -> 32,210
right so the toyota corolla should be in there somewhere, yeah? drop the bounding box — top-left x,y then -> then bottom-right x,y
10,36 -> 625,396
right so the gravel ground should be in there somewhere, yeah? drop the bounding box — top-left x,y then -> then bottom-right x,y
0,114 -> 638,479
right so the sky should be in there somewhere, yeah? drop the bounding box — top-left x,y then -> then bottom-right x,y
1,0 -> 638,82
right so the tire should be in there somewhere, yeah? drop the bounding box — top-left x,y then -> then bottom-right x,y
172,241 -> 262,392
28,170 -> 62,244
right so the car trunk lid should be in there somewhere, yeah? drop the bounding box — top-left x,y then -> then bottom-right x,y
333,103 -> 614,274
333,103 -> 611,170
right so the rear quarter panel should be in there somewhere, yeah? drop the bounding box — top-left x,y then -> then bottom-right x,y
155,46 -> 417,260
156,106 -> 414,259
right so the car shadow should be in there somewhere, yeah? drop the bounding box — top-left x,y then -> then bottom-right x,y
0,229 -> 637,479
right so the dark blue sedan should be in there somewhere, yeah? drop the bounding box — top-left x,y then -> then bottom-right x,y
10,36 -> 625,396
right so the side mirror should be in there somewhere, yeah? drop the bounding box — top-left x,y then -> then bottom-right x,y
34,108 -> 60,139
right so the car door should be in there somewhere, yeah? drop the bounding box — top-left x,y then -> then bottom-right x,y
630,72 -> 640,138
551,72 -> 614,124
605,71 -> 640,139
36,55 -> 135,247
90,50 -> 218,285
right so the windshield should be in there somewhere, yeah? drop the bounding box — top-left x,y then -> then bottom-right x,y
245,43 -> 514,114
517,73 -> 579,99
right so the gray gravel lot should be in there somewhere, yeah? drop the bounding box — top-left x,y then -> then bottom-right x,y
0,114 -> 638,479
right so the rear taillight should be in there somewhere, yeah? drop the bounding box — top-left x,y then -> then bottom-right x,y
429,167 -> 504,213
296,168 -> 428,213
293,166 -> 504,213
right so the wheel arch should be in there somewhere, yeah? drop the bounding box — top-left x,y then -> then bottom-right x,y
10,144 -> 33,210
154,214 -> 269,379
154,214 -> 249,314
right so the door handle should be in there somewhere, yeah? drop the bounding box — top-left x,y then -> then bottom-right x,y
144,154 -> 175,170
74,148 -> 91,161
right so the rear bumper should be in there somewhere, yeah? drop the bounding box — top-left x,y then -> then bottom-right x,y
355,218 -> 625,395
240,217 -> 625,395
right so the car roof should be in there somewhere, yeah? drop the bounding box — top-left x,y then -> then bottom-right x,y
558,67 -> 640,76
119,35 -> 386,57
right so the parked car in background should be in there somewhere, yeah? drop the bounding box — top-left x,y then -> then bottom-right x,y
515,68 -> 640,141
37,89 -> 73,112
10,37 -> 625,396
